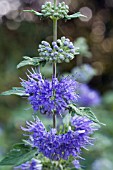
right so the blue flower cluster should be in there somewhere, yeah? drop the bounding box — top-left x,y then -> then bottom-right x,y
38,37 -> 79,63
21,71 -> 78,115
77,84 -> 100,107
72,64 -> 97,83
15,158 -> 42,170
22,116 -> 98,169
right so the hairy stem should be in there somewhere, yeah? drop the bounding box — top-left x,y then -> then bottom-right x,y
53,17 -> 57,78
53,0 -> 57,129
54,0 -> 57,8
53,113 -> 56,129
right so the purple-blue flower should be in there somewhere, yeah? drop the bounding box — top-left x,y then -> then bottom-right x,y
21,71 -> 78,115
15,158 -> 42,170
77,84 -> 101,107
22,116 -> 98,169
72,159 -> 81,169
72,64 -> 96,83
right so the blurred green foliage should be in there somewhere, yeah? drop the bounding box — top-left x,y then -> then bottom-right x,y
82,91 -> 113,170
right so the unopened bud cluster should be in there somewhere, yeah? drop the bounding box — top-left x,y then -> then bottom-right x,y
38,37 -> 79,63
41,2 -> 69,19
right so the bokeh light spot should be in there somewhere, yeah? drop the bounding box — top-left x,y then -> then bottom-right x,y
79,7 -> 92,22
0,0 -> 10,15
6,21 -> 20,30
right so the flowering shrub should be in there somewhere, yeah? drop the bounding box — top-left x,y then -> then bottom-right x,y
0,0 -> 103,170
21,72 -> 78,115
21,116 -> 97,169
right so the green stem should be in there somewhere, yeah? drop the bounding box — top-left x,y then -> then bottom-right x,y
53,0 -> 57,129
53,113 -> 56,129
53,19 -> 57,42
53,18 -> 57,78
54,0 -> 57,8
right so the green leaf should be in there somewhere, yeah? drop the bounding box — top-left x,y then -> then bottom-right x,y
69,104 -> 105,125
23,10 -> 43,17
0,87 -> 28,96
17,60 -> 35,69
0,143 -> 37,166
17,56 -> 46,69
66,12 -> 87,20
23,56 -> 33,60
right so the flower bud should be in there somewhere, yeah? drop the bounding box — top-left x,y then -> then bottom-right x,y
38,37 -> 79,63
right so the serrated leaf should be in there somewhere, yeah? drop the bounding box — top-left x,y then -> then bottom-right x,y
66,12 -> 87,20
0,87 -> 28,96
17,56 -> 46,69
0,143 -> 37,166
23,10 -> 43,17
69,104 -> 105,125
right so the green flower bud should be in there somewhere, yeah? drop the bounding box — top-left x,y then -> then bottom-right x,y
41,2 -> 69,20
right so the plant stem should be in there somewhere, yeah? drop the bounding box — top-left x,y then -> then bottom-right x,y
54,0 -> 57,8
53,17 -> 57,78
53,112 -> 56,129
53,0 -> 57,129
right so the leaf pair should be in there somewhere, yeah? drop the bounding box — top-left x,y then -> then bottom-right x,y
69,104 -> 105,126
0,143 -> 37,166
24,9 -> 86,20
17,56 -> 46,69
